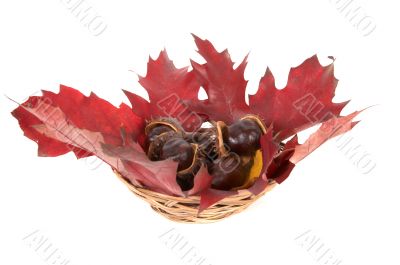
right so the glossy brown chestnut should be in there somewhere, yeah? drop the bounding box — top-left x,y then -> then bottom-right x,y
226,119 -> 263,156
161,137 -> 195,172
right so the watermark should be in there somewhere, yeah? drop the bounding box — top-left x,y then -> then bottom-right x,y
333,132 -> 376,174
329,0 -> 376,37
295,229 -> 343,265
157,94 -> 203,132
31,96 -> 103,171
23,229 -> 71,265
293,92 -> 376,175
159,228 -> 213,265
60,0 -> 108,36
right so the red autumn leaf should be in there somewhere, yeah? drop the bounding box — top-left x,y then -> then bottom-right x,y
14,94 -> 185,194
124,50 -> 202,132
265,135 -> 298,184
104,142 -> 212,197
271,161 -> 296,184
290,110 -> 361,164
249,55 -> 349,141
101,142 -> 183,196
13,97 -> 146,185
12,86 -> 144,156
187,165 -> 213,196
12,98 -> 78,157
199,189 -> 238,213
187,34 -> 250,124
42,85 -> 144,145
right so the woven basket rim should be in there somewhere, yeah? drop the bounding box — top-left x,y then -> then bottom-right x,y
113,168 -> 278,223
113,169 -> 277,203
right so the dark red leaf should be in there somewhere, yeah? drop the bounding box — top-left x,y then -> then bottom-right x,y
199,189 -> 238,213
12,98 -> 73,157
283,135 -> 299,151
249,55 -> 349,141
12,86 -> 144,153
188,35 -> 250,124
267,137 -> 298,185
124,50 -> 202,132
102,143 -> 183,196
42,85 -> 144,145
271,161 -> 295,184
268,135 -> 298,172
14,99 -> 134,179
187,165 -> 213,196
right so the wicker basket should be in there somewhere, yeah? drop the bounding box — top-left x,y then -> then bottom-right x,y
114,170 -> 277,223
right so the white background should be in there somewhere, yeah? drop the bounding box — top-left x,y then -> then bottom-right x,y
0,0 -> 398,264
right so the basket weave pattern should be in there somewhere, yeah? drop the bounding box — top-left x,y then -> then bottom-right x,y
114,171 -> 277,223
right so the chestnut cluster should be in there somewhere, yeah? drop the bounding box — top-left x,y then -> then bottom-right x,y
145,116 -> 266,191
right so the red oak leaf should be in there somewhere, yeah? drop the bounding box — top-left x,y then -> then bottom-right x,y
188,35 -> 250,124
199,189 -> 238,213
290,110 -> 361,164
124,50 -> 203,132
13,98 -> 145,186
270,161 -> 296,184
266,135 -> 298,184
12,98 -> 79,157
101,142 -> 183,196
42,85 -> 144,146
187,165 -> 213,196
103,135 -> 213,197
249,55 -> 349,141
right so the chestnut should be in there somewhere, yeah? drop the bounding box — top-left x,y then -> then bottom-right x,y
161,137 -> 195,172
226,119 -> 263,156
210,153 -> 253,190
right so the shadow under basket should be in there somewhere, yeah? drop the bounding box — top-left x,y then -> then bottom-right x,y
114,170 -> 277,223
